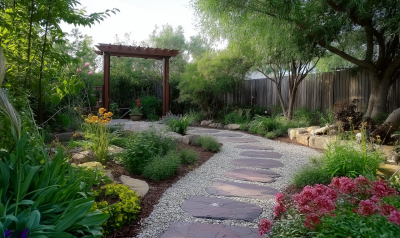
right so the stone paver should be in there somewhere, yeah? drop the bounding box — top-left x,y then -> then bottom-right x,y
219,138 -> 260,143
232,158 -> 284,169
213,133 -> 244,137
206,181 -> 279,199
160,222 -> 260,238
224,168 -> 280,182
181,196 -> 262,221
240,150 -> 282,158
235,144 -> 274,150
192,129 -> 220,134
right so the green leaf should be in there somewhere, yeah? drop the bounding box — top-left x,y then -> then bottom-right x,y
75,213 -> 109,226
26,210 -> 41,230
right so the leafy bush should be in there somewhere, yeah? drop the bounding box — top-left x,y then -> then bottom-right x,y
54,113 -> 72,131
292,159 -> 331,187
141,96 -> 162,118
166,116 -> 192,135
93,183 -> 141,235
110,74 -> 137,108
333,100 -> 363,130
260,177 -> 400,237
373,112 -> 389,124
223,108 -> 251,124
318,108 -> 335,126
142,151 -> 181,181
193,135 -> 221,152
249,115 -> 282,134
265,131 -> 277,139
184,110 -> 206,124
294,107 -> 319,125
179,148 -> 198,164
73,167 -> 113,187
147,114 -> 159,121
121,129 -> 177,174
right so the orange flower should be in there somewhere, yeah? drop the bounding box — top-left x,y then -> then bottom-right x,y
85,118 -> 93,123
92,116 -> 99,122
99,108 -> 106,115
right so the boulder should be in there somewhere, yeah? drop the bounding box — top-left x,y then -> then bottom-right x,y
201,120 -> 213,126
182,134 -> 200,145
108,145 -> 124,159
70,150 -> 96,164
78,162 -> 103,170
209,123 -> 224,128
287,128 -> 306,140
309,135 -> 336,150
296,133 -> 311,146
311,124 -> 337,135
306,126 -> 320,133
120,175 -> 149,197
225,124 -> 241,130
164,132 -> 183,142
104,171 -> 115,181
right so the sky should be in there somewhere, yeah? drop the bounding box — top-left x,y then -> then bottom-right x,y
60,0 -> 199,46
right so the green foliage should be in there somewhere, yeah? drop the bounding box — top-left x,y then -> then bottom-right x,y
179,148 -> 198,165
121,129 -> 177,174
142,151 -> 181,181
224,108 -> 251,124
294,107 -> 320,126
249,115 -> 282,134
93,183 -> 141,235
390,174 -> 400,192
291,159 -> 331,187
184,110 -> 206,124
318,108 -> 335,126
193,135 -> 221,152
110,74 -> 138,108
141,96 -> 162,118
265,131 -> 277,139
167,116 -> 192,135
373,112 -> 389,125
73,167 -> 113,187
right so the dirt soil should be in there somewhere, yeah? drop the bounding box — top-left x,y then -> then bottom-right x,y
105,142 -> 216,238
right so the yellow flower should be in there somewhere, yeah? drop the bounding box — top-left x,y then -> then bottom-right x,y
107,112 -> 113,117
348,117 -> 353,121
377,139 -> 382,143
92,116 -> 99,122
85,118 -> 93,123
376,135 -> 381,139
99,108 -> 106,115
354,130 -> 359,133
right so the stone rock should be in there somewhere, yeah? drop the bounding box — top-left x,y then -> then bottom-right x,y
70,150 -> 96,164
182,134 -> 200,145
379,146 -> 399,164
219,137 -> 259,143
53,132 -> 75,142
181,196 -> 263,221
296,133 -> 311,146
200,120 -> 213,126
309,135 -> 336,150
104,171 -> 114,181
120,175 -> 149,197
224,168 -> 280,182
356,133 -> 362,143
108,145 -> 124,159
288,128 -> 306,140
192,129 -> 220,134
306,126 -> 320,133
206,181 -> 279,199
78,162 -> 103,170
311,124 -> 337,135
209,123 -> 224,128
164,132 -> 183,142
213,133 -> 243,137
225,124 -> 241,130
239,151 -> 282,158
234,144 -> 274,150
232,158 -> 284,169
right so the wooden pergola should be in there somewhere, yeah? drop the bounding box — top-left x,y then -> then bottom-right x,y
94,43 -> 179,116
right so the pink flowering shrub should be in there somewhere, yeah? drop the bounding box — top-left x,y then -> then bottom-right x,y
259,176 -> 400,237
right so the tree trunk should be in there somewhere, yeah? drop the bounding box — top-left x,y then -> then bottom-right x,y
274,82 -> 287,118
384,107 -> 400,125
287,85 -> 298,120
365,75 -> 392,118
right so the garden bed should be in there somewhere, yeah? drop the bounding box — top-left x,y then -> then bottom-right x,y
105,142 -> 216,238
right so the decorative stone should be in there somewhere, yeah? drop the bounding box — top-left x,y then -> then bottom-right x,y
78,162 -> 103,170
235,144 -> 274,150
309,135 -> 336,149
160,222 -> 259,238
288,128 -> 306,140
306,126 -> 320,133
70,150 -> 96,164
311,124 -> 337,135
225,124 -> 241,130
214,133 -> 243,137
206,181 -> 280,199
164,132 -> 183,141
224,169 -> 280,182
219,138 -> 259,143
209,123 -> 224,128
104,171 -> 114,181
181,196 -> 262,221
120,175 -> 149,197
239,151 -> 282,158
182,134 -> 200,145
296,133 -> 311,146
53,132 -> 75,142
108,145 -> 124,159
200,120 -> 213,126
232,158 -> 284,169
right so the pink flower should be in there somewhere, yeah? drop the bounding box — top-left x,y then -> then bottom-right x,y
389,210 -> 400,226
265,111 -> 267,114
354,175 -> 369,186
251,96 -> 254,99
275,193 -> 284,203
258,219 -> 272,236
88,71 -> 93,75
84,62 -> 90,67
381,204 -> 397,216
135,98 -> 141,107
273,203 -> 287,217
372,180 -> 398,197
358,200 -> 377,216
304,213 -> 321,230
76,68 -> 82,72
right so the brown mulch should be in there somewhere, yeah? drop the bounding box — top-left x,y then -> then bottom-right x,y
105,142 -> 216,238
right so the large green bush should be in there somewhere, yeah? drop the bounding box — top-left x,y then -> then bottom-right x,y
179,148 -> 198,164
142,151 -> 181,181
166,116 -> 192,135
141,96 -> 162,118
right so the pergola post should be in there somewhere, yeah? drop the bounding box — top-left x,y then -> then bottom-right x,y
103,52 -> 111,112
163,57 -> 170,116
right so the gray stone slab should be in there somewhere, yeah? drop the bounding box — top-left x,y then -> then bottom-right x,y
214,133 -> 244,137
206,181 -> 279,199
193,129 -> 220,134
235,144 -> 274,150
160,222 -> 260,238
224,169 -> 280,182
232,158 -> 284,169
181,196 -> 262,221
219,138 -> 259,143
240,150 -> 282,158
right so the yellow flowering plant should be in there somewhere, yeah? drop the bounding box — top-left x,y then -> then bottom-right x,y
83,108 -> 114,165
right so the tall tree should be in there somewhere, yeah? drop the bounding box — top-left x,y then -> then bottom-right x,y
193,0 -> 400,118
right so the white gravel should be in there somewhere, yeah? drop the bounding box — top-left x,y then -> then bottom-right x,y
113,121 -> 321,238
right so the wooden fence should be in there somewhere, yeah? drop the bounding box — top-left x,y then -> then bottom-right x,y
226,69 -> 400,114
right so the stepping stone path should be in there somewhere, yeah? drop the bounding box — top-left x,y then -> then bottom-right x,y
235,144 -> 274,150
206,181 -> 280,199
192,129 -> 220,134
224,168 -> 280,182
219,137 -> 260,143
181,196 -> 262,221
232,158 -> 284,169
240,150 -> 283,158
213,133 -> 244,137
160,222 -> 259,238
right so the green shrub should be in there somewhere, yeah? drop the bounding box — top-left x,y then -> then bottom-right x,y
141,96 -> 162,118
239,122 -> 249,131
291,159 -> 331,187
224,108 -> 250,124
318,108 -> 335,126
147,114 -> 159,121
193,135 -> 221,152
166,116 -> 192,135
179,148 -> 198,164
142,151 -> 181,181
185,110 -> 206,124
294,107 -> 319,125
121,129 -> 177,174
373,112 -> 389,125
249,115 -> 282,133
93,183 -> 141,235
265,131 -> 277,139
74,167 -> 113,187
55,113 -> 72,129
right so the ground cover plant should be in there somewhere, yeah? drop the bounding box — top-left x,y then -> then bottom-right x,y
179,148 -> 198,165
259,176 -> 400,237
142,151 -> 182,181
193,135 -> 221,152
166,116 -> 192,135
